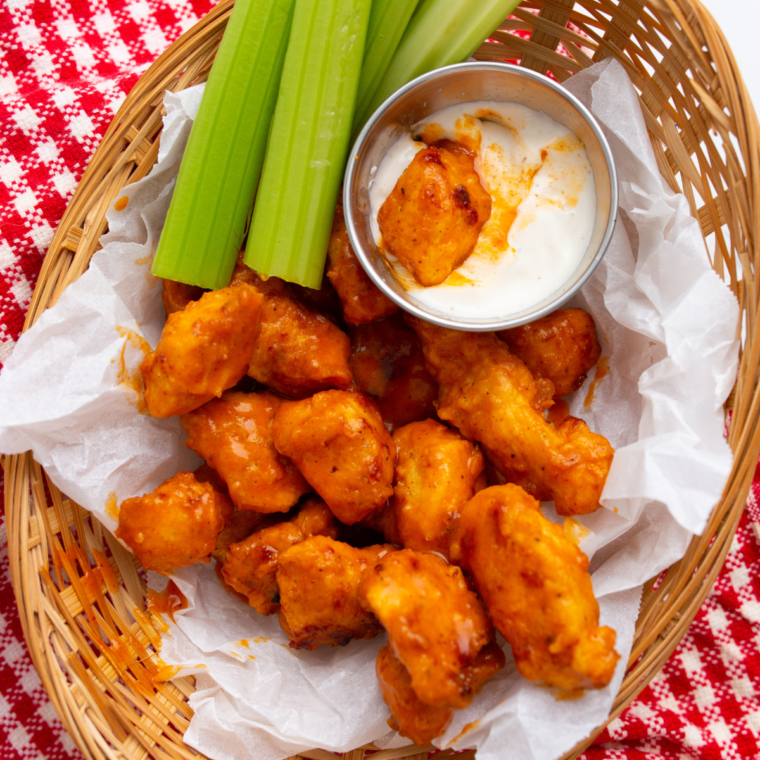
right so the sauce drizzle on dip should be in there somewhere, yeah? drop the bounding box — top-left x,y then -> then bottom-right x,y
368,101 -> 596,319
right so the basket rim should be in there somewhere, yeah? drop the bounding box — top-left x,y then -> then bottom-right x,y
4,0 -> 760,758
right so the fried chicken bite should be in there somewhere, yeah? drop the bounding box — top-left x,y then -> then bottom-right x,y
408,317 -> 613,516
220,499 -> 338,615
160,279 -> 207,315
378,140 -> 491,287
361,549 -> 499,709
350,314 -> 438,431
141,285 -> 264,418
230,255 -> 352,399
182,391 -> 310,514
392,419 -> 486,558
499,308 -> 602,398
451,484 -> 619,691
326,204 -> 400,325
272,390 -> 396,524
115,472 -> 227,576
277,536 -> 394,649
377,645 -> 453,746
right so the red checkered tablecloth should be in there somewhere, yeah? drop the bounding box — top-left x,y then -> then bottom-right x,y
0,1 -> 759,758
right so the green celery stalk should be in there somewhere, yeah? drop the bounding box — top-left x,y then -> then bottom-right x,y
151,0 -> 295,289
362,0 -> 522,121
244,0 -> 372,289
351,0 -> 419,139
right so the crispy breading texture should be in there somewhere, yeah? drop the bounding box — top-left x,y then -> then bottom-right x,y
326,204 -> 399,325
115,472 -> 227,576
392,419 -> 486,558
182,391 -> 310,514
499,308 -> 602,398
272,390 -> 396,525
231,255 -> 352,399
376,645 -> 452,746
221,500 -> 338,615
408,317 -> 613,516
378,141 -> 491,287
361,549 -> 495,709
277,536 -> 393,650
141,284 -> 264,418
350,314 -> 438,431
451,484 -> 619,691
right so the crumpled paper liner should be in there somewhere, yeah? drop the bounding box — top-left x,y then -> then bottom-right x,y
0,58 -> 739,760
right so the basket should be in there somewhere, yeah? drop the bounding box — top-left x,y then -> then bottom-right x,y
3,0 -> 759,758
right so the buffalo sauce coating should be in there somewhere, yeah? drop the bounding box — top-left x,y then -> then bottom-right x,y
376,645 -> 453,746
361,549 -> 495,710
221,499 -> 338,615
499,308 -> 602,398
271,390 -> 396,525
140,284 -> 264,418
115,471 -> 227,576
160,279 -> 207,315
276,536 -> 394,650
147,580 -> 188,624
230,254 -> 353,399
182,391 -> 310,514
451,484 -> 619,691
392,419 -> 486,559
378,140 -> 491,287
407,316 -> 613,516
349,313 -> 438,431
327,204 -> 400,325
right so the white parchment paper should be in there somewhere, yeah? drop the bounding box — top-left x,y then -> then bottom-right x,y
0,58 -> 740,760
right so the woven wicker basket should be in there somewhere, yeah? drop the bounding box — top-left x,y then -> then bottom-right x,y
3,1 -> 759,758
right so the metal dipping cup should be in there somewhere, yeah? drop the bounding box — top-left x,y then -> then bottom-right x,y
343,62 -> 618,331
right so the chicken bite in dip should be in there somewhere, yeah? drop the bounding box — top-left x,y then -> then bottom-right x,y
377,140 -> 491,287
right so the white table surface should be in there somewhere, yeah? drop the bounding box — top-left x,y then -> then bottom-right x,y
696,0 -> 759,112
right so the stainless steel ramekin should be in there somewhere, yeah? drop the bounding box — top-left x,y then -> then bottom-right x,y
343,62 -> 617,331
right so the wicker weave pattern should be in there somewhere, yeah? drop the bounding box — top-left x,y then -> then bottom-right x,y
3,1 -> 759,758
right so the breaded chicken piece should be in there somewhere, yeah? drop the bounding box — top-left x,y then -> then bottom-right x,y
326,204 -> 400,325
378,140 -> 491,287
230,255 -> 352,399
277,536 -> 394,649
221,500 -> 338,615
115,472 -> 227,576
160,279 -> 206,315
350,314 -> 438,431
376,645 -> 453,746
499,308 -> 602,398
392,419 -> 486,558
408,317 -> 613,516
194,463 -> 272,561
361,549 -> 497,709
272,390 -> 396,524
182,391 -> 310,513
451,484 -> 619,691
141,284 -> 264,418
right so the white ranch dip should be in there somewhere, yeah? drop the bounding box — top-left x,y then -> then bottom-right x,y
368,101 -> 596,319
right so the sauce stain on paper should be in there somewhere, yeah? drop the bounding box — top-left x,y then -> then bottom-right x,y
584,356 -> 609,407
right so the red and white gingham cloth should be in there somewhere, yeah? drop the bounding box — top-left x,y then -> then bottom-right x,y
0,1 -> 759,758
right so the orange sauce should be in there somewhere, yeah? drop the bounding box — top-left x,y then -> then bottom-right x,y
114,196 -> 128,211
91,548 -> 120,594
418,122 -> 444,145
546,399 -> 569,427
105,492 -> 119,521
584,356 -> 610,407
563,517 -> 591,547
135,255 -> 151,266
448,718 -> 481,746
147,580 -> 188,624
444,271 -> 475,286
115,326 -> 150,413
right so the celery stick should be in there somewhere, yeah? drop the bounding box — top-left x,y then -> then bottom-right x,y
351,0 -> 419,139
151,0 -> 295,289
244,0 -> 371,289
361,0 -> 522,122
